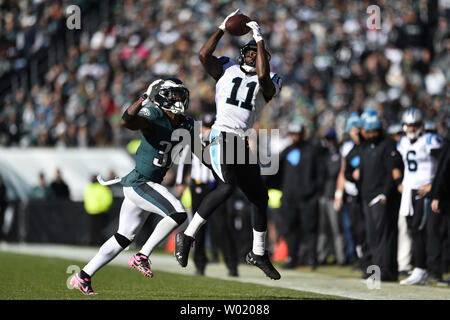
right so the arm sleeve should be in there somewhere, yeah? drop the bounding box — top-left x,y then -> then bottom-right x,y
270,73 -> 282,97
381,142 -> 397,197
344,147 -> 359,183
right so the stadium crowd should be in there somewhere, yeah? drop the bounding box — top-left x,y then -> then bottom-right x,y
0,0 -> 449,284
0,0 -> 449,147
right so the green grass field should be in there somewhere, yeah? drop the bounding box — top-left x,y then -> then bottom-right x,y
0,251 -> 346,300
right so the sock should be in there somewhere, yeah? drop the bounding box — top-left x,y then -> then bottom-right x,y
83,236 -> 124,277
184,213 -> 206,238
252,229 -> 266,256
80,270 -> 91,280
139,216 -> 178,257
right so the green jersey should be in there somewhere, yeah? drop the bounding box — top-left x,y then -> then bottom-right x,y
121,105 -> 195,187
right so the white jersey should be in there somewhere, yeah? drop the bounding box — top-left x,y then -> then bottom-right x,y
397,133 -> 442,189
212,56 -> 282,134
340,140 -> 358,196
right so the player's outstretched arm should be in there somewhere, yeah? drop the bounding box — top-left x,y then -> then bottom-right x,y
246,21 -> 276,100
121,79 -> 164,131
120,94 -> 147,131
121,96 -> 150,131
199,9 -> 239,81
198,29 -> 224,80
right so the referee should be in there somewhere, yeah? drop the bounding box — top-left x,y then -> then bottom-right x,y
176,113 -> 238,276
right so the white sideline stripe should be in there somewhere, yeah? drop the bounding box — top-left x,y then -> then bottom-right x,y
1,243 -> 449,300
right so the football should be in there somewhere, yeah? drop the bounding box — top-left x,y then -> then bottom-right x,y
225,14 -> 251,36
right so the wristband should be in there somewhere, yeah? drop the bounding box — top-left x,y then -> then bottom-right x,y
334,190 -> 343,199
139,93 -> 148,103
122,110 -> 136,122
394,177 -> 402,187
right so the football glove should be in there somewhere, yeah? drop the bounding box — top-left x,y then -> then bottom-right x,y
142,79 -> 165,105
218,9 -> 240,31
246,21 -> 263,43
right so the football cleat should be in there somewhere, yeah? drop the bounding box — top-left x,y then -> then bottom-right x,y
128,253 -> 153,278
70,273 -> 98,296
246,251 -> 281,280
174,233 -> 194,267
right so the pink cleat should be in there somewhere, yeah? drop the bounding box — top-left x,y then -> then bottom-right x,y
128,254 -> 153,278
70,273 -> 98,296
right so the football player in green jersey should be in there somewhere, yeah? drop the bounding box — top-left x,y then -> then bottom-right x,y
70,78 -> 196,295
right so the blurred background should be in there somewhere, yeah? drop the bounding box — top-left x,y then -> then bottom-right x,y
0,0 -> 448,271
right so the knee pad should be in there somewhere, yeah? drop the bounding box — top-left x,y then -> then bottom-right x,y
169,211 -> 187,225
114,233 -> 132,249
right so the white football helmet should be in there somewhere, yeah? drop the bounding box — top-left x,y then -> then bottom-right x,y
402,108 -> 423,141
153,78 -> 189,114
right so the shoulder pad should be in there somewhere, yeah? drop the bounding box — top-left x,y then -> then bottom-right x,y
218,56 -> 230,65
425,133 -> 440,144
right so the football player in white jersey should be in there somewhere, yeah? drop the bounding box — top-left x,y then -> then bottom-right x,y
397,108 -> 442,285
174,9 -> 282,280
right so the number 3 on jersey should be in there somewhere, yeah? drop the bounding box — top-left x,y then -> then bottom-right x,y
226,77 -> 257,111
153,141 -> 172,168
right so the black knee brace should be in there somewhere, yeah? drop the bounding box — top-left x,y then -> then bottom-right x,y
114,233 -> 132,249
169,211 -> 187,225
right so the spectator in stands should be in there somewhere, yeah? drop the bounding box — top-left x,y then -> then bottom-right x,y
0,0 -> 448,151
30,172 -> 52,200
50,168 -> 70,199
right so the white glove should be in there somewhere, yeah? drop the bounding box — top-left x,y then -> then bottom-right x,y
218,9 -> 240,31
142,79 -> 164,105
246,21 -> 263,43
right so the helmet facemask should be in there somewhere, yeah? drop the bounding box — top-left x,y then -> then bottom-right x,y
238,41 -> 271,74
401,108 -> 423,142
403,123 -> 423,141
154,80 -> 189,114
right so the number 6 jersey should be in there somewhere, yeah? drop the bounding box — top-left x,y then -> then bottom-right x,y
212,56 -> 282,134
397,133 -> 442,189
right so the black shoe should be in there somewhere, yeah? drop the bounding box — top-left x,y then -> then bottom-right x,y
437,277 -> 450,287
398,270 -> 411,277
174,233 -> 194,267
195,268 -> 205,276
246,251 -> 281,280
228,268 -> 238,277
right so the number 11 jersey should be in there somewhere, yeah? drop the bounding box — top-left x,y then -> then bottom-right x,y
212,56 -> 282,134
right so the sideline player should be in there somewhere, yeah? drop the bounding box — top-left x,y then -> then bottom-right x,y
397,108 -> 442,285
174,10 -> 282,280
70,78 -> 195,295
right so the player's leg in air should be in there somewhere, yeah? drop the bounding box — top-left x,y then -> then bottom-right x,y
70,182 -> 186,295
175,132 -> 280,280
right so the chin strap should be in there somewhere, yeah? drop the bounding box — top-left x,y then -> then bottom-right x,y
241,64 -> 256,73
